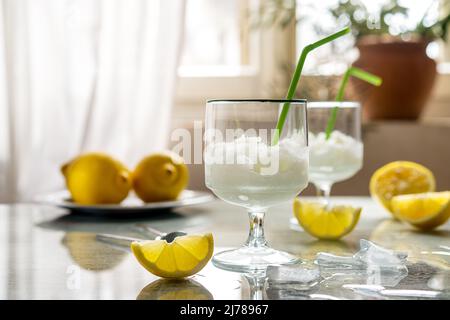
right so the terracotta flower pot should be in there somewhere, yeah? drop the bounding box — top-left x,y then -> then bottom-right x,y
352,36 -> 437,120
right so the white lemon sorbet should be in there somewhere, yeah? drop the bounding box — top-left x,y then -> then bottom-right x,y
205,135 -> 309,209
309,130 -> 363,184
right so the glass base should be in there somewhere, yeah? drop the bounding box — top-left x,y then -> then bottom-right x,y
212,245 -> 301,273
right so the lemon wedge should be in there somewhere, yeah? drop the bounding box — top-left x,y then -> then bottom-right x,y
391,192 -> 450,230
370,161 -> 436,217
293,198 -> 361,240
131,233 -> 214,279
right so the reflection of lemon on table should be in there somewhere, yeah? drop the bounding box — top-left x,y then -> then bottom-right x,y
131,233 -> 213,279
62,232 -> 126,271
293,199 -> 361,240
132,152 -> 189,202
137,279 -> 213,300
62,153 -> 131,205
391,191 -> 450,230
370,161 -> 435,218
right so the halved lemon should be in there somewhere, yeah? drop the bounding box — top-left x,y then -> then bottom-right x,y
370,161 -> 436,217
293,199 -> 361,240
391,192 -> 450,230
131,233 -> 214,279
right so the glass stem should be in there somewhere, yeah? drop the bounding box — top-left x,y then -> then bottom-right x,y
315,183 -> 332,205
245,211 -> 267,248
244,274 -> 266,300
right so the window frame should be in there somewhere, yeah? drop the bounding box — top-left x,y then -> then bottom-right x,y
174,0 -> 297,119
174,0 -> 450,121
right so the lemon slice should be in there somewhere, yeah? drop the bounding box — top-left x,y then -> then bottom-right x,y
293,199 -> 361,240
391,192 -> 450,230
370,161 -> 436,217
131,233 -> 214,279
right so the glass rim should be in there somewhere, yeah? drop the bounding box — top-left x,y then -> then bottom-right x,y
206,99 -> 307,104
308,101 -> 360,108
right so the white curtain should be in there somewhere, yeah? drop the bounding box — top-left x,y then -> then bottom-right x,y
0,0 -> 185,202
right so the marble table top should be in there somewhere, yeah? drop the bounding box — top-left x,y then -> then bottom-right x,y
0,197 -> 448,300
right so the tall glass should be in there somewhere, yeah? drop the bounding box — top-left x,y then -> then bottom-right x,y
308,102 -> 363,202
204,99 -> 309,272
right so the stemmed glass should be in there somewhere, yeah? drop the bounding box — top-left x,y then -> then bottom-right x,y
308,102 -> 363,203
204,99 -> 309,272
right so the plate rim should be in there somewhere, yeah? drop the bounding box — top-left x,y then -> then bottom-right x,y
34,189 -> 215,211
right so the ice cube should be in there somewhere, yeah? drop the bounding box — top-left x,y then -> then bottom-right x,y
316,239 -> 408,269
315,239 -> 408,287
315,252 -> 365,270
355,239 -> 408,266
266,264 -> 321,291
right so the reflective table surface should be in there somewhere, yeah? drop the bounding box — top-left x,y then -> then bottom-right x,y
0,197 -> 449,300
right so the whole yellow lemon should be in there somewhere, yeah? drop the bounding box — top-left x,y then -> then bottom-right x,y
61,153 -> 131,205
132,152 -> 189,202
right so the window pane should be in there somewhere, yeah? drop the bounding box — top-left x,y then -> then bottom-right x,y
296,0 -> 440,75
180,0 -> 241,68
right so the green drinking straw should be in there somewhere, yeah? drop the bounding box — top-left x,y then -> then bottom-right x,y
272,26 -> 351,145
324,66 -> 382,139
